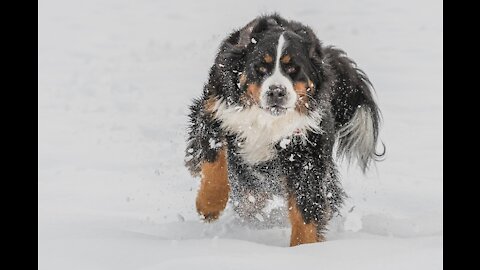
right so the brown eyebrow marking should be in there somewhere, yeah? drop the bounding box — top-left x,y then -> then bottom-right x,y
281,54 -> 291,64
264,54 -> 273,63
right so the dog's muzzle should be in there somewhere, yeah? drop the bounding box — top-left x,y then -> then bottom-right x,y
265,85 -> 288,115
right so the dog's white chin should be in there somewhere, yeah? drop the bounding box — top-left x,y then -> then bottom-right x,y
213,100 -> 323,164
263,105 -> 289,116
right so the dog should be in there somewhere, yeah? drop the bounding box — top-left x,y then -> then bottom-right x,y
184,14 -> 384,246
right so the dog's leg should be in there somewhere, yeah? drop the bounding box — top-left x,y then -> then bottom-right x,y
196,147 -> 229,221
282,123 -> 345,246
288,195 -> 324,246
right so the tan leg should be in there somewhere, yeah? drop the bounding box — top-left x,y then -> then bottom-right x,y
196,147 -> 230,221
288,196 -> 324,246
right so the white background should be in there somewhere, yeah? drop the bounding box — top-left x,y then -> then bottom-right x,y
38,0 -> 443,269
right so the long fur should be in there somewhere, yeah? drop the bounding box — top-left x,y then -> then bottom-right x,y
322,46 -> 384,171
336,106 -> 378,171
185,13 -> 384,229
213,99 -> 323,164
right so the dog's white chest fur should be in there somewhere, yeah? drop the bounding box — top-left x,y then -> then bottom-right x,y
214,100 -> 323,164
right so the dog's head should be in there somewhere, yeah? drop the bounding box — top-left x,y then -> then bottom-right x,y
210,15 -> 328,117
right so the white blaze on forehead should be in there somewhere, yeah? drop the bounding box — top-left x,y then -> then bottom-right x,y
260,33 -> 297,109
275,33 -> 287,71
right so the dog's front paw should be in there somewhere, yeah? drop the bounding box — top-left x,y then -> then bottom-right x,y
196,199 -> 226,222
195,147 -> 230,222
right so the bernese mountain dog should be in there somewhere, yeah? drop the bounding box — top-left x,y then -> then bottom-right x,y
184,14 -> 384,246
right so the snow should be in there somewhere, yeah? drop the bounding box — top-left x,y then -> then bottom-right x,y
262,195 -> 286,214
208,138 -> 222,149
279,138 -> 291,149
38,0 -> 442,269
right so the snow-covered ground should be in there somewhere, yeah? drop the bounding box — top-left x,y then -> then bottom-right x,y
38,0 -> 443,269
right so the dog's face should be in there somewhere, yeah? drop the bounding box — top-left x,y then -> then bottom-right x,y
238,30 -> 318,116
208,22 -> 327,164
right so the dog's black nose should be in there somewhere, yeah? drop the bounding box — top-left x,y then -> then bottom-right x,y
266,85 -> 287,105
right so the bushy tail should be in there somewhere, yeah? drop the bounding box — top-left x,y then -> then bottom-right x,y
323,46 -> 385,172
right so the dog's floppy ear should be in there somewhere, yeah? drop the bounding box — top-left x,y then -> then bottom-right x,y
208,18 -> 263,99
231,15 -> 286,47
220,18 -> 261,58
293,27 -> 327,81
235,18 -> 261,48
223,16 -> 285,55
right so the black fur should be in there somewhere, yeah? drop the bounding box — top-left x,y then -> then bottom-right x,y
185,97 -> 224,175
324,46 -> 384,170
185,14 -> 383,232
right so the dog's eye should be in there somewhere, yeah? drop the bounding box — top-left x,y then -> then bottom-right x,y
286,66 -> 297,74
257,66 -> 268,74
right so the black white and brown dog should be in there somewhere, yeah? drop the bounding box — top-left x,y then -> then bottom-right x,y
185,14 -> 384,246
